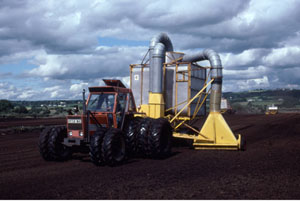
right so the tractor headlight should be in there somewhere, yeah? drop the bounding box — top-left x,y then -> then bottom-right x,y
68,131 -> 73,136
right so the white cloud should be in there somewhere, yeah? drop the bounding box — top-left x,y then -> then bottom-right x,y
29,54 -> 68,77
223,76 -> 270,92
263,46 -> 300,67
223,66 -> 270,80
70,82 -> 88,92
1,0 -> 300,99
26,46 -> 146,81
222,49 -> 268,68
0,82 -> 18,99
18,90 -> 36,100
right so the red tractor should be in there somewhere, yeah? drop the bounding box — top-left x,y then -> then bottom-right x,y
39,79 -> 172,166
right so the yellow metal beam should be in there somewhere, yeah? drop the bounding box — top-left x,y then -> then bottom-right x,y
173,132 -> 214,142
170,79 -> 214,123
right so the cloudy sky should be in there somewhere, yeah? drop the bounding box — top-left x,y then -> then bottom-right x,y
0,0 -> 300,100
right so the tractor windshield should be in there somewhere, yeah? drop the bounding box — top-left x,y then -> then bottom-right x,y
87,93 -> 115,112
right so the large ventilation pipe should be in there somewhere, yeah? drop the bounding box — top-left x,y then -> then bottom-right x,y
149,33 -> 173,93
182,49 -> 223,112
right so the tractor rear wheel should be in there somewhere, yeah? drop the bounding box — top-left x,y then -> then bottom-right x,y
123,116 -> 142,156
38,126 -> 54,161
137,117 -> 153,157
48,126 -> 72,161
102,128 -> 126,166
149,118 -> 172,158
89,128 -> 107,166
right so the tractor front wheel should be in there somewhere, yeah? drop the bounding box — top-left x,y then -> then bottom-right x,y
89,128 -> 107,166
48,126 -> 72,161
102,128 -> 126,166
38,127 -> 53,161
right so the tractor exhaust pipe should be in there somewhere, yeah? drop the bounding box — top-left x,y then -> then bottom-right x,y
182,49 -> 222,112
82,89 -> 86,114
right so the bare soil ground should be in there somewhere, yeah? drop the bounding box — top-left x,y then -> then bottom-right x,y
0,114 -> 300,199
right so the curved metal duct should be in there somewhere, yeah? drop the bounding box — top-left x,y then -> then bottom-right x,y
182,49 -> 223,112
149,33 -> 173,51
149,33 -> 173,93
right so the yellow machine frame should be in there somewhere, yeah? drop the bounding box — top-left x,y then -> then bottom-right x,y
130,60 -> 243,151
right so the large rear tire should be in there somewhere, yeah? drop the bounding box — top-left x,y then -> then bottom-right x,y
89,128 -> 107,166
137,118 -> 153,157
123,117 -> 142,156
48,126 -> 72,161
149,118 -> 172,158
102,128 -> 126,166
38,126 -> 53,161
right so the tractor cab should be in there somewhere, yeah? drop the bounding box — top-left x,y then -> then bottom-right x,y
64,79 -> 136,147
39,78 -> 172,166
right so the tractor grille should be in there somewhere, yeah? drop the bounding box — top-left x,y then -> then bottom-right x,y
68,117 -> 82,130
68,123 -> 82,130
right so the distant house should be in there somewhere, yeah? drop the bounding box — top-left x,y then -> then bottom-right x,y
58,101 -> 66,107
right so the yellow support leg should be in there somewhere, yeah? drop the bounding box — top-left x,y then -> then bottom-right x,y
193,112 -> 241,150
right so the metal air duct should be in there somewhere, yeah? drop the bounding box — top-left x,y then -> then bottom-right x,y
149,33 -> 173,93
182,49 -> 223,112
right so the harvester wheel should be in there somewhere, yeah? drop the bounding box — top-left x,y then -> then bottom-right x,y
38,126 -> 54,161
137,118 -> 153,157
89,128 -> 106,166
123,117 -> 142,156
240,135 -> 246,151
149,118 -> 172,158
102,128 -> 126,166
48,126 -> 72,161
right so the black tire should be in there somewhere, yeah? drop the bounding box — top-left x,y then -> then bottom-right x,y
149,118 -> 172,158
240,135 -> 246,151
102,128 -> 126,166
90,128 -> 106,166
38,126 -> 53,161
137,118 -> 153,157
123,117 -> 142,156
48,126 -> 72,161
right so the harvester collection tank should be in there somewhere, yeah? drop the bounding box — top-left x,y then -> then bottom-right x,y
130,33 -> 244,151
130,52 -> 207,117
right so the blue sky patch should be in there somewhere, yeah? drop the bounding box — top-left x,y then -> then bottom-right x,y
0,59 -> 36,74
